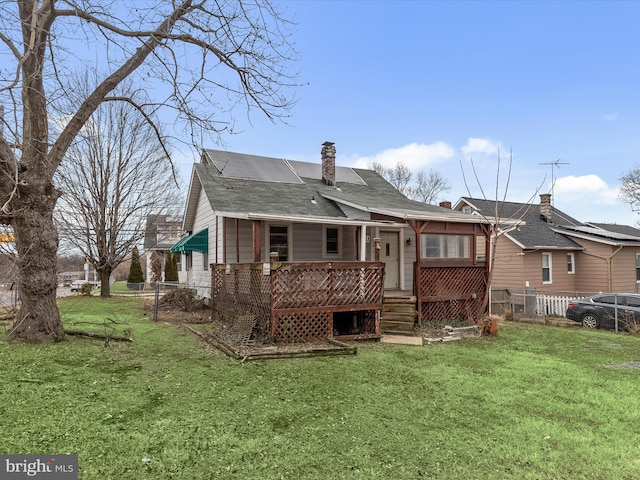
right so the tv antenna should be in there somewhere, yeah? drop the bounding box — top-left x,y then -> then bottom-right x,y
539,159 -> 569,203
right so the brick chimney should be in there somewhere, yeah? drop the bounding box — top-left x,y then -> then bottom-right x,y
321,141 -> 336,186
540,193 -> 552,223
439,201 -> 452,209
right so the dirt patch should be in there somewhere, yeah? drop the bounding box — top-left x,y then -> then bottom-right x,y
603,361 -> 640,369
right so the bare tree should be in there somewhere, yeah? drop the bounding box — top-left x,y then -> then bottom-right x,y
55,84 -> 181,298
0,1 -> 297,342
371,161 -> 450,203
619,165 -> 640,215
460,150 -> 544,317
411,169 -> 451,204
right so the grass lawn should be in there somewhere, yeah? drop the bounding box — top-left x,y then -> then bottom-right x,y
1,296 -> 640,479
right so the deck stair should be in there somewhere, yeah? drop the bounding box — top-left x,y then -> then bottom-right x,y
381,295 -> 417,334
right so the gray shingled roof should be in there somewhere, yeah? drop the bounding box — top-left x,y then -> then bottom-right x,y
192,152 -> 473,223
460,197 -> 583,249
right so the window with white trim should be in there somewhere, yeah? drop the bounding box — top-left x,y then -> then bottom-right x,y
567,252 -> 575,274
203,252 -> 209,270
175,253 -> 182,272
186,253 -> 192,271
323,226 -> 341,257
636,253 -> 640,282
542,252 -> 552,284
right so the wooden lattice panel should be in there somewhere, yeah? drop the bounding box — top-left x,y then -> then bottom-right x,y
211,266 -> 271,337
212,262 -> 384,344
272,263 -> 384,309
418,264 -> 487,323
362,309 -> 378,334
420,298 -> 484,323
272,311 -> 332,342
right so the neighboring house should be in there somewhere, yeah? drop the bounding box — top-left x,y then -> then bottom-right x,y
143,214 -> 184,282
172,142 -> 490,341
455,194 -> 640,295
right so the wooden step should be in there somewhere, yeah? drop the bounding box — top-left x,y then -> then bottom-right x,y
381,295 -> 417,333
380,320 -> 415,332
382,311 -> 415,322
383,296 -> 416,304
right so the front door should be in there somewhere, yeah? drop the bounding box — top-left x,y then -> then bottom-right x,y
380,231 -> 400,289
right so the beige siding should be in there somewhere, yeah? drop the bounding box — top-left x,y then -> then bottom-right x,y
611,247 -> 640,293
572,239 -> 614,293
540,251 -> 577,292
490,237 -> 526,290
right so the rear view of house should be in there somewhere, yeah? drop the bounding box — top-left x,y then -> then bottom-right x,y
172,142 -> 490,342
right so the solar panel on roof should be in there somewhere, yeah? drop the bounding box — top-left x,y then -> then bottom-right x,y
563,225 -> 640,241
288,160 -> 367,185
207,150 -> 304,184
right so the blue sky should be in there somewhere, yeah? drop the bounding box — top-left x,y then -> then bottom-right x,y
175,0 -> 640,225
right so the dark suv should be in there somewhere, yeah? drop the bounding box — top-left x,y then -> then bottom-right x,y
566,293 -> 640,330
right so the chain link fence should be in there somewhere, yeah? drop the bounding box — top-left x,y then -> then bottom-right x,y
0,283 -> 18,310
491,287 -> 597,322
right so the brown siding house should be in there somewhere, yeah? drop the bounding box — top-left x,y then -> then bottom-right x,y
456,195 -> 640,295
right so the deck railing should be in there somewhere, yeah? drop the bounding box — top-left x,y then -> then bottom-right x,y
212,261 -> 384,342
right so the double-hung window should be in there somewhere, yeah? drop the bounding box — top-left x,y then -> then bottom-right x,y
323,226 -> 341,257
542,252 -> 552,284
567,252 -> 575,274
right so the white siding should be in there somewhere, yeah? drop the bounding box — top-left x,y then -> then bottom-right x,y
178,186 -> 216,293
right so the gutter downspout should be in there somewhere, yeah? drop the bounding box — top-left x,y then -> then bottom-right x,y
581,246 -> 623,292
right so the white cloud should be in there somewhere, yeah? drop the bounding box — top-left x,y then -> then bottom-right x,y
349,142 -> 455,170
461,138 -> 501,157
554,174 -> 620,206
527,174 -> 634,224
603,113 -> 618,121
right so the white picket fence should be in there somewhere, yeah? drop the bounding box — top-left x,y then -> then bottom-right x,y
535,294 -> 584,317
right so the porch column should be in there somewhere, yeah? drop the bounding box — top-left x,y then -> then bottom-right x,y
235,218 -> 240,263
252,220 -> 261,262
359,225 -> 367,261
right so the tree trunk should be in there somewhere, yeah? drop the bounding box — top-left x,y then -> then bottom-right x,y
99,266 -> 113,298
10,198 -> 64,342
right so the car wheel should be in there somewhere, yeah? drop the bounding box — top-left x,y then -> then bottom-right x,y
581,313 -> 598,328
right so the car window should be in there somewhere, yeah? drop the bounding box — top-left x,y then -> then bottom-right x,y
594,295 -> 618,305
625,296 -> 640,307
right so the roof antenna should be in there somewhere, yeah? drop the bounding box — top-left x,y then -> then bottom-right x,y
539,159 -> 569,206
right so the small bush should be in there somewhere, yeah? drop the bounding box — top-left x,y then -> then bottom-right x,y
159,288 -> 202,312
79,282 -> 93,296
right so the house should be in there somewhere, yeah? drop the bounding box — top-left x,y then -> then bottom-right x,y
143,214 -> 184,282
455,194 -> 640,295
172,142 -> 491,342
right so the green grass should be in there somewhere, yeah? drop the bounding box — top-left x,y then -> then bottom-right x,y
2,297 -> 640,479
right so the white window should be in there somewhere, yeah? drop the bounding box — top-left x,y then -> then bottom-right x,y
542,252 -> 552,284
323,226 -> 341,257
636,253 -> 640,282
202,252 -> 208,270
567,252 -> 575,274
175,253 -> 182,272
421,234 -> 471,259
186,253 -> 192,271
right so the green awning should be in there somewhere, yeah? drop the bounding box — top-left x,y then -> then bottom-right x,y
171,228 -> 208,254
